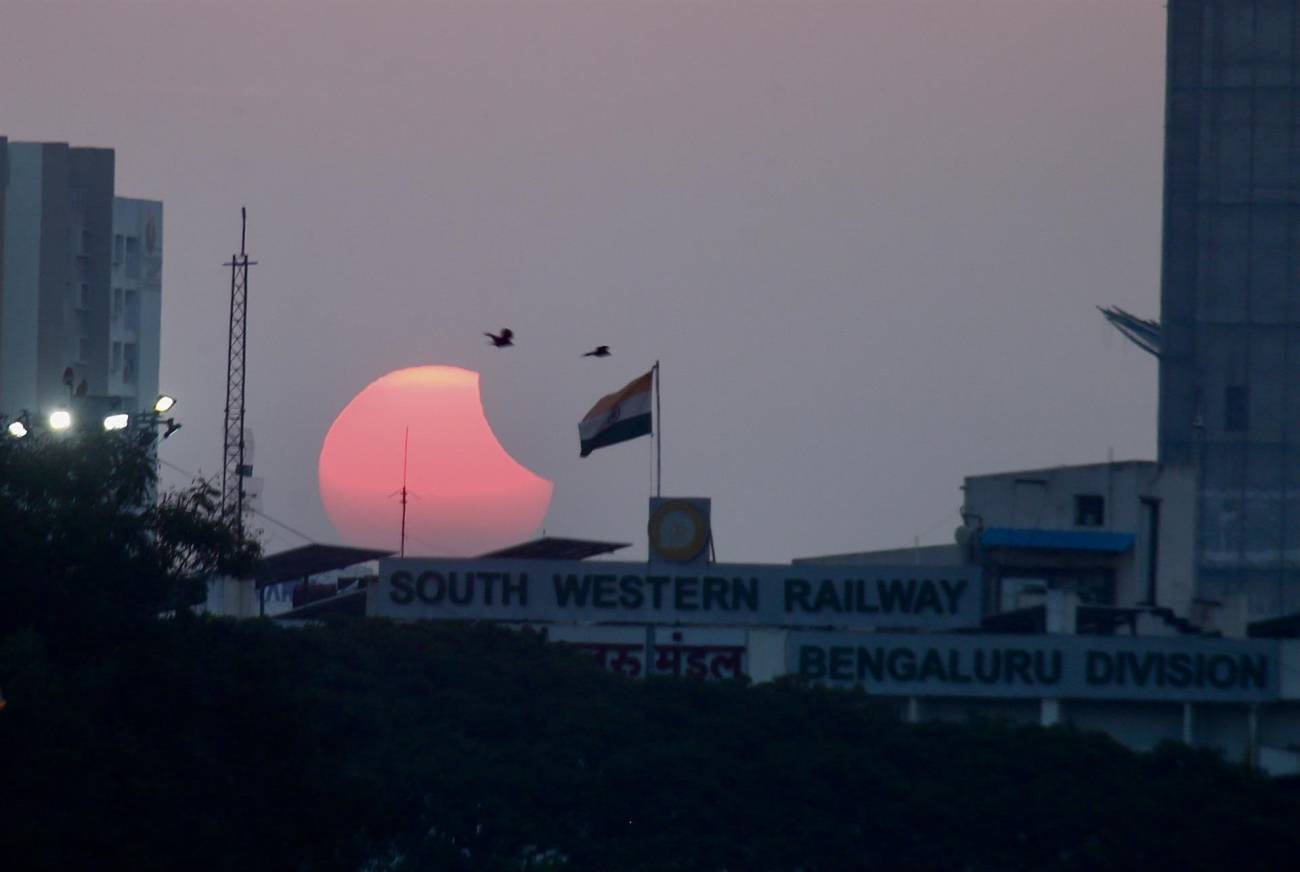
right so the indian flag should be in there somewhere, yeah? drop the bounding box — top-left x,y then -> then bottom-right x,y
579,369 -> 654,457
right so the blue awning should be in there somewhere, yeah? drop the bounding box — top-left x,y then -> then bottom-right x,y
980,528 -> 1135,553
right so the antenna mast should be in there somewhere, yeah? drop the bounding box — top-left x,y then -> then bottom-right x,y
222,208 -> 256,537
399,426 -> 410,557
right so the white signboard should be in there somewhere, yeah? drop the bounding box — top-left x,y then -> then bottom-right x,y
373,558 -> 983,630
790,632 -> 1278,703
650,627 -> 746,680
544,625 -> 649,677
522,625 -> 748,680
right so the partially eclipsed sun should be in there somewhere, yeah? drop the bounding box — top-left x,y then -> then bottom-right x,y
318,366 -> 553,555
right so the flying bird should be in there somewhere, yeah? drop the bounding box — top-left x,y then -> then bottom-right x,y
582,345 -> 611,358
484,328 -> 514,348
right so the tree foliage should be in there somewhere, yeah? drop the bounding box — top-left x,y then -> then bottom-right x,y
0,429 -> 259,643
2,434 -> 1298,869
2,618 -> 1299,871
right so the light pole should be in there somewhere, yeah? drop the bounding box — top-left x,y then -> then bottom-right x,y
5,395 -> 180,442
98,395 -> 181,440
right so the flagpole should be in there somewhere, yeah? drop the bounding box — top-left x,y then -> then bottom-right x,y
654,360 -> 662,498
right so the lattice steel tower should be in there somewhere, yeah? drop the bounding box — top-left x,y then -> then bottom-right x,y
222,208 -> 256,536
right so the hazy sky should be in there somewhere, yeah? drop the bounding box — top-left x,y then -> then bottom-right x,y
1,0 -> 1168,561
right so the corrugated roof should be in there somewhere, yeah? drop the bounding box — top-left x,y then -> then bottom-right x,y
478,537 -> 631,561
253,544 -> 392,589
274,587 -> 369,621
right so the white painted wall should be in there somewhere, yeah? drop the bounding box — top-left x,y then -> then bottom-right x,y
0,142 -> 150,423
0,144 -> 44,415
964,461 -> 1199,616
203,575 -> 258,618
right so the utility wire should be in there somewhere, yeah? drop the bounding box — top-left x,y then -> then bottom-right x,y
915,507 -> 961,541
247,507 -> 317,546
158,457 -> 317,545
159,457 -> 219,490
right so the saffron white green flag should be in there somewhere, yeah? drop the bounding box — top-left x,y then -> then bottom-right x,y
579,369 -> 653,457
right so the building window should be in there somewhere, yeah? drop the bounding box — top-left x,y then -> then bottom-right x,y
78,337 -> 91,364
1225,385 -> 1249,431
123,343 -> 138,384
1074,494 -> 1105,527
112,341 -> 123,373
125,237 -> 140,279
113,288 -> 123,319
76,283 -> 91,309
124,289 -> 139,331
114,234 -> 124,264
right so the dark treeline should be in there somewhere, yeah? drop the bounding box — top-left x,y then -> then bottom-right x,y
2,617 -> 1298,871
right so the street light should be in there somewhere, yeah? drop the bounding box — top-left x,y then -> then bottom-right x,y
48,410 -> 72,431
7,420 -> 27,438
104,395 -> 183,442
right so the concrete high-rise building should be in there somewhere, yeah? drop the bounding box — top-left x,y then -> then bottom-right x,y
1159,2 -> 1300,618
0,137 -> 161,427
110,196 -> 163,416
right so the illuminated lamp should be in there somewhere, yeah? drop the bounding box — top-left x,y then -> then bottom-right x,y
49,410 -> 72,431
103,413 -> 130,431
7,420 -> 28,438
154,395 -> 176,413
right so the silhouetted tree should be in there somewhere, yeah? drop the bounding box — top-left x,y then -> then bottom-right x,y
1,618 -> 1298,870
0,428 -> 259,644
2,435 -> 1297,870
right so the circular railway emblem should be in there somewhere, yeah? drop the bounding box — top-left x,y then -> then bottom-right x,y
649,500 -> 710,563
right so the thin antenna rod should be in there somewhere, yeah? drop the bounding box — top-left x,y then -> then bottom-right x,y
654,360 -> 662,498
399,426 -> 409,558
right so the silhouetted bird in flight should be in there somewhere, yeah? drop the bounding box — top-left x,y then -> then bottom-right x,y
484,328 -> 514,348
582,345 -> 611,358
